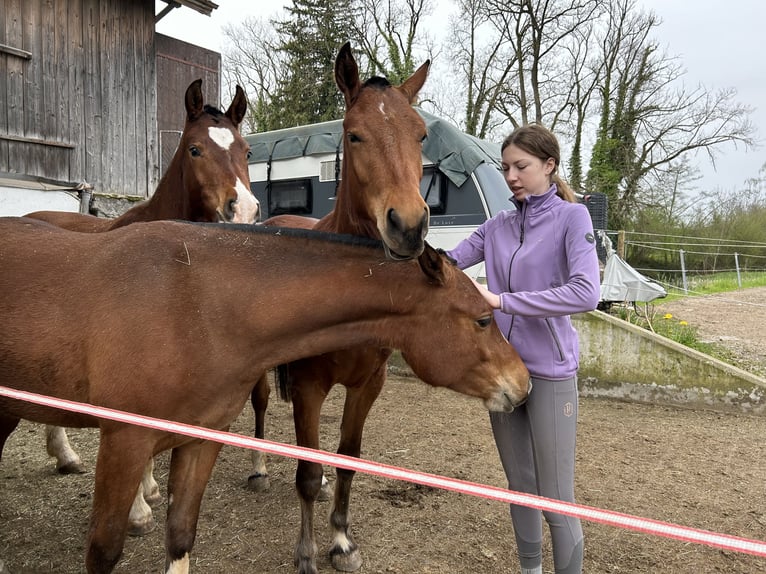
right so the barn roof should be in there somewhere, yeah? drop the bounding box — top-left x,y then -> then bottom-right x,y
155,0 -> 219,19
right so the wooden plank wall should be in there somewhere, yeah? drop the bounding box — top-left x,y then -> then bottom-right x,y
155,33 -> 220,178
0,0 -> 158,197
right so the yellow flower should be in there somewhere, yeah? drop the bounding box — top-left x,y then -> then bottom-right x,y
679,320 -> 688,326
663,313 -> 673,319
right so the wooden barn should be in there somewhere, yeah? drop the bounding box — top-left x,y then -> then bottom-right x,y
0,0 -> 222,216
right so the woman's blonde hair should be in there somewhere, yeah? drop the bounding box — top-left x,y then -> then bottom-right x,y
501,124 -> 576,203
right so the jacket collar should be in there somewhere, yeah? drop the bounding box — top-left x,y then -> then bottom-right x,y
511,183 -> 559,214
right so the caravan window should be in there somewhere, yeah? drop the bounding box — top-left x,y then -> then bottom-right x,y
269,179 -> 313,215
420,166 -> 446,214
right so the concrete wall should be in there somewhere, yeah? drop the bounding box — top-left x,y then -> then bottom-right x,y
574,310 -> 766,415
389,310 -> 766,416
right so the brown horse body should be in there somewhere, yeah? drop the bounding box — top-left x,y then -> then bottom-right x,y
0,218 -> 529,574
22,79 -> 258,535
249,43 -> 474,574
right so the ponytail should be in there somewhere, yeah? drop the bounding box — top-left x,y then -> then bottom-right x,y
552,174 -> 576,203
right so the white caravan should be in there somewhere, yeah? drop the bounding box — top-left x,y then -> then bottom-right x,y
246,109 -> 608,281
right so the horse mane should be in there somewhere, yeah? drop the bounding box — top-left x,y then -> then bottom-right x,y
202,104 -> 225,121
363,76 -> 392,90
195,221 -> 385,250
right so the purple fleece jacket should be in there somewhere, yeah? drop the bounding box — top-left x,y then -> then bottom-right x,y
447,184 -> 601,380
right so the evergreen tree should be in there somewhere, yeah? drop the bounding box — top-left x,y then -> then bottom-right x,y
266,0 -> 357,129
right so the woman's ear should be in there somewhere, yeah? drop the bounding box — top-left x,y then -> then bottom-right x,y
545,157 -> 556,176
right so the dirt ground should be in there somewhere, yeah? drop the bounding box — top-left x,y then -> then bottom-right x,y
1,289 -> 765,574
650,286 -> 766,379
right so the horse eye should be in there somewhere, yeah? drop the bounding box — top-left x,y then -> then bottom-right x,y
347,132 -> 361,143
476,316 -> 492,329
420,134 -> 427,144
246,149 -> 252,160
189,145 -> 201,157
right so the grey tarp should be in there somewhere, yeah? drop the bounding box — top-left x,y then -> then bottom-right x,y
245,109 -> 501,188
599,231 -> 666,303
600,253 -> 667,303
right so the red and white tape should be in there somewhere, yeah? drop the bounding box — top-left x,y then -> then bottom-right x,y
1,385 -> 764,558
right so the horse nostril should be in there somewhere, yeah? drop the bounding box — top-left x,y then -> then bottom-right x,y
226,198 -> 237,221
387,208 -> 403,232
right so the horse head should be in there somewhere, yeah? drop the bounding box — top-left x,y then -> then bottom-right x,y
332,42 -> 431,260
178,79 -> 260,224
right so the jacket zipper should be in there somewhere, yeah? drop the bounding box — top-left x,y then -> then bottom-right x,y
506,202 -> 526,340
545,318 -> 565,361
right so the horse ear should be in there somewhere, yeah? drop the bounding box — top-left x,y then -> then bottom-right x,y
417,242 -> 448,286
225,85 -> 248,128
335,41 -> 361,108
185,79 -> 204,121
398,60 -> 430,104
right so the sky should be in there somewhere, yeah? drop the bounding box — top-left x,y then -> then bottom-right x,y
155,0 -> 765,192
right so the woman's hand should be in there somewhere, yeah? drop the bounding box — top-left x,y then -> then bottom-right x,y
468,276 -> 501,309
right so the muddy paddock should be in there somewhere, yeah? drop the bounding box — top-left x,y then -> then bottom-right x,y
1,368 -> 764,573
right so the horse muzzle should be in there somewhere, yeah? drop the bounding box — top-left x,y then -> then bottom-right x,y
486,377 -> 532,413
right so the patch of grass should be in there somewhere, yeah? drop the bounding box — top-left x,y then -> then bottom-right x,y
606,271 -> 764,363
610,305 -> 733,363
661,271 -> 766,302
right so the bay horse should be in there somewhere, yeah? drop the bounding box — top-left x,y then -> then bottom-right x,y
249,42 -> 485,574
23,78 -> 259,535
0,217 -> 530,574
26,78 -> 259,231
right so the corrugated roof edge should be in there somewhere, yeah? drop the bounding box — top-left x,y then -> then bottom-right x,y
171,1 -> 219,17
244,109 -> 502,188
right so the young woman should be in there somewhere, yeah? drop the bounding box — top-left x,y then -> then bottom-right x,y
447,123 -> 600,574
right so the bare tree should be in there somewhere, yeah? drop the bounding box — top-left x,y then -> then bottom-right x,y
484,0 -> 603,129
443,0 -> 519,138
351,0 -> 436,83
587,0 -> 756,229
563,20 -> 602,191
221,17 -> 283,133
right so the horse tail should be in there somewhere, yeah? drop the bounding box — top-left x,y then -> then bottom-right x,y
275,363 -> 292,402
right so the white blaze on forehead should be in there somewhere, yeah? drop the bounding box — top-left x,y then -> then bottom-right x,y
208,126 -> 235,150
378,102 -> 389,120
232,177 -> 260,223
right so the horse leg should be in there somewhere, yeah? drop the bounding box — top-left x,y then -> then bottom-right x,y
329,368 -> 387,573
164,439 -> 223,574
86,427 -> 154,574
291,382 -> 331,574
45,425 -> 86,474
127,459 -> 161,536
247,373 -> 271,491
141,457 -> 163,506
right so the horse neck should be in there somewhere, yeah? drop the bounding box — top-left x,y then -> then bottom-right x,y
231,242 -> 420,365
147,165 -> 190,218
321,164 -> 381,239
111,158 -> 190,227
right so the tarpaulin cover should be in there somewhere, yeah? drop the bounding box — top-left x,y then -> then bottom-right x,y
600,252 -> 667,303
245,109 -> 501,188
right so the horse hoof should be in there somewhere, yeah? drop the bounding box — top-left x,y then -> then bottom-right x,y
142,489 -> 163,508
127,518 -> 156,537
330,548 -> 362,572
247,473 -> 270,492
56,461 -> 87,475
